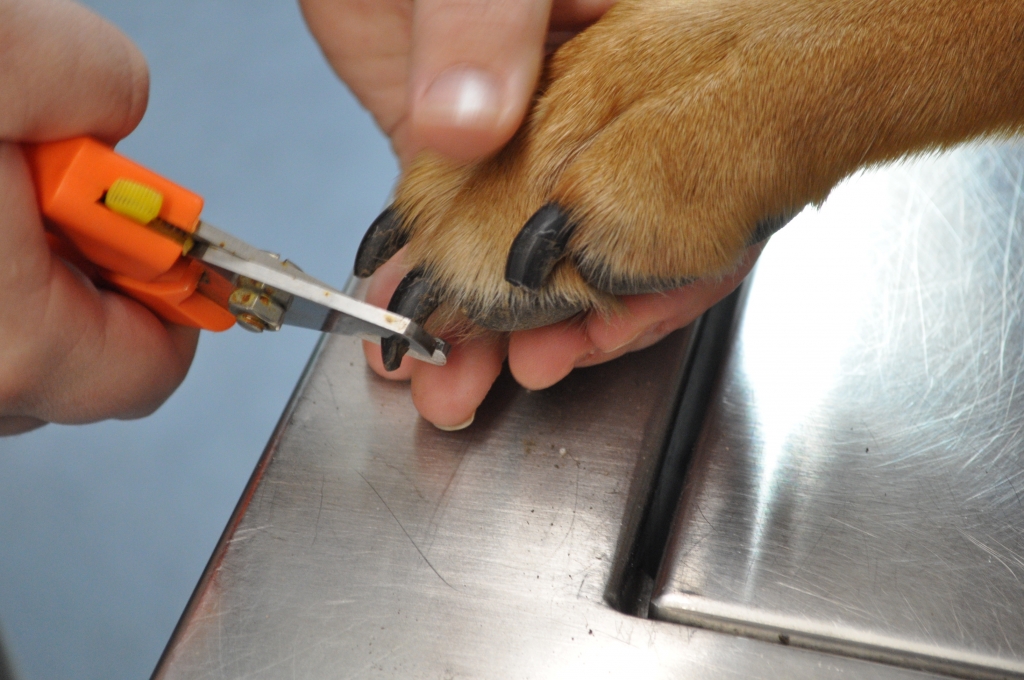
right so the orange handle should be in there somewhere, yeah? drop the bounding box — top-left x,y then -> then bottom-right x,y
24,137 -> 235,331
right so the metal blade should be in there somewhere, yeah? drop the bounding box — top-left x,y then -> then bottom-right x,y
190,221 -> 449,366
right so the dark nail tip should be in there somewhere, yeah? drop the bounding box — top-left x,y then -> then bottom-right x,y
354,206 -> 408,278
382,270 -> 440,370
505,202 -> 576,290
381,336 -> 410,372
387,268 -> 438,321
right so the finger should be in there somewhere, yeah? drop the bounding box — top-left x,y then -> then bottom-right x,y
506,244 -> 764,388
358,246 -> 505,429
0,144 -> 197,425
549,0 -> 617,28
584,288 -> 712,355
2,265 -> 200,424
406,0 -> 554,162
47,300 -> 200,421
409,331 -> 506,430
507,317 -> 594,390
360,256 -> 506,430
586,244 -> 764,353
0,0 -> 148,143
299,0 -> 413,148
574,322 -> 672,368
300,0 -> 617,162
0,416 -> 46,436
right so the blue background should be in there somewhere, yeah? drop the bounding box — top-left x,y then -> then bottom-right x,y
0,2 -> 398,677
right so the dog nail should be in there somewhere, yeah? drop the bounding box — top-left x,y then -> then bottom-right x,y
380,269 -> 439,372
380,336 -> 410,372
505,202 -> 576,290
748,213 -> 795,245
354,206 -> 409,278
387,268 -> 438,320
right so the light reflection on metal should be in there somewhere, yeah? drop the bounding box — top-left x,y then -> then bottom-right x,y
653,142 -> 1024,680
739,169 -> 889,600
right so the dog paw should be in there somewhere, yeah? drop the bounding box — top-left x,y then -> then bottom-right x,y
355,0 -> 857,368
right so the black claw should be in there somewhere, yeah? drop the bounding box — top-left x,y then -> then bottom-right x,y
380,336 -> 411,372
505,202 -> 576,290
380,268 -> 439,371
387,268 -> 438,320
354,206 -> 409,278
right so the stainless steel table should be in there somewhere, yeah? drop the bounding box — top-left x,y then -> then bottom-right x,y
155,141 -> 1024,679
653,143 -> 1024,680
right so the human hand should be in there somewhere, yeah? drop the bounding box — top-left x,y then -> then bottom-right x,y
300,0 -> 615,164
301,0 -> 762,429
0,0 -> 199,435
357,244 -> 760,429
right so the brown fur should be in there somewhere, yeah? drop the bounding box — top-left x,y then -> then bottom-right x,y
389,0 -> 1024,332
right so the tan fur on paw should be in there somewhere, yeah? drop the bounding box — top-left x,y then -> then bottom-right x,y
356,0 -> 1024,339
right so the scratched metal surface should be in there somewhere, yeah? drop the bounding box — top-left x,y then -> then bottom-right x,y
154,327 -> 940,678
653,141 -> 1024,679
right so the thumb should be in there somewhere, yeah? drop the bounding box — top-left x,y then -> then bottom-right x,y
0,0 -> 148,144
406,0 -> 553,163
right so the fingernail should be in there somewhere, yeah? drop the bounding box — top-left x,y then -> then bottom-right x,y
604,331 -> 644,354
631,324 -> 673,352
596,320 -> 672,355
419,66 -> 501,130
435,412 -> 475,432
